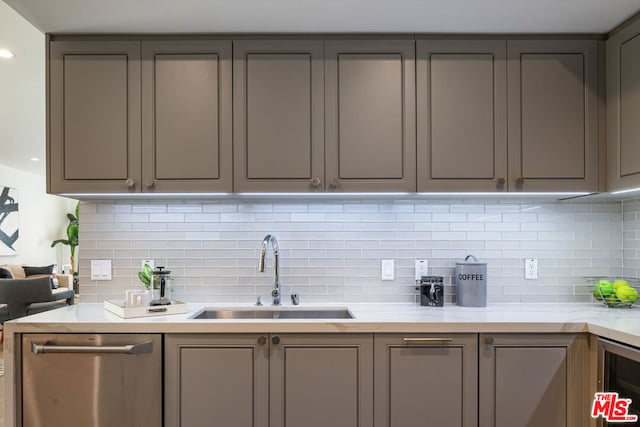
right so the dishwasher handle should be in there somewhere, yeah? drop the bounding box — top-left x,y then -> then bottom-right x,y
31,340 -> 153,355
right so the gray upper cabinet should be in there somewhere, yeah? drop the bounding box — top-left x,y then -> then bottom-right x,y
479,334 -> 588,427
374,334 -> 478,427
49,39 -> 232,194
142,41 -> 232,192
507,40 -> 599,192
233,40 -> 324,192
417,40 -> 508,192
607,17 -> 640,192
49,41 -> 141,193
325,40 -> 416,192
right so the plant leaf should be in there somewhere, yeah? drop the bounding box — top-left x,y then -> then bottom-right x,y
51,239 -> 70,247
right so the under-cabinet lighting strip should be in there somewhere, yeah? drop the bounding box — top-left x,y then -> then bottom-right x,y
611,187 -> 640,195
61,191 -> 590,198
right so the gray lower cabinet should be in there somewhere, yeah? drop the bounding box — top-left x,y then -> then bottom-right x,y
48,41 -> 142,193
271,333 -> 373,427
374,334 -> 478,427
165,334 -> 270,427
479,333 -> 589,427
233,40 -> 325,192
165,333 -> 373,427
507,40 -> 599,192
607,16 -> 640,192
325,40 -> 416,192
142,41 -> 232,192
416,40 -> 507,192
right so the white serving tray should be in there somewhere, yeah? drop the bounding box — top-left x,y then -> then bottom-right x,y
104,299 -> 188,319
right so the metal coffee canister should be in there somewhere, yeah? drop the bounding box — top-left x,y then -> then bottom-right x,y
455,255 -> 487,307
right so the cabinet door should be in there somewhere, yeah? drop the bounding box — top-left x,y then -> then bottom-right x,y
374,334 -> 478,427
49,41 -> 141,193
325,40 -> 416,192
165,334 -> 269,427
270,334 -> 373,427
507,40 -> 599,192
607,19 -> 640,192
417,40 -> 507,192
142,41 -> 232,192
479,334 -> 588,427
233,40 -> 324,192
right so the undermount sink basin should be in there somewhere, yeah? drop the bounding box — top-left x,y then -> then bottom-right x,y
190,308 -> 354,320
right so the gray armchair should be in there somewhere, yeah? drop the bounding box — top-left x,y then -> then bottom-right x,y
0,277 -> 75,322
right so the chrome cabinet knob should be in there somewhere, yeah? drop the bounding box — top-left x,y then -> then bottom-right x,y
257,336 -> 267,346
145,180 -> 155,188
125,178 -> 135,188
271,336 -> 280,345
328,178 -> 339,189
310,177 -> 321,188
516,177 -> 525,190
495,177 -> 506,190
485,336 -> 495,345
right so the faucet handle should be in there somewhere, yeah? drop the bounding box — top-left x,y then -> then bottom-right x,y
255,296 -> 263,306
291,293 -> 300,305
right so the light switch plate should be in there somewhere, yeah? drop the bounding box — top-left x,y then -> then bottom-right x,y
381,259 -> 395,281
91,259 -> 112,281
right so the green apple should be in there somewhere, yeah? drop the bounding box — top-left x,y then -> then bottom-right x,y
613,280 -> 629,291
592,289 -> 603,300
616,285 -> 638,303
595,280 -> 614,296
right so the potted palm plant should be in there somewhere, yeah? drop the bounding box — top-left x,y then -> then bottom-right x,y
51,202 -> 79,277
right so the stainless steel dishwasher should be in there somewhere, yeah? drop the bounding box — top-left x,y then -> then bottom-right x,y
22,333 -> 162,427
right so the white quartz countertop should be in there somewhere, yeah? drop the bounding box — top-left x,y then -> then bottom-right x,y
6,302 -> 640,347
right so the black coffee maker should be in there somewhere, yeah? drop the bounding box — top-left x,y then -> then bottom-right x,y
418,276 -> 444,307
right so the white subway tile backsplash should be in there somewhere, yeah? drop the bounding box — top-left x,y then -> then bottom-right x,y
78,199 -> 622,304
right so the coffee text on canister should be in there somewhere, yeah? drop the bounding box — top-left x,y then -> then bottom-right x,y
458,274 -> 484,280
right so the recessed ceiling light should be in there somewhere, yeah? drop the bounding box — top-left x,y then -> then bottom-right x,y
30,157 -> 40,162
0,49 -> 14,59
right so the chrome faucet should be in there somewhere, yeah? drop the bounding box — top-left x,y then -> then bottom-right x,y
259,234 -> 281,306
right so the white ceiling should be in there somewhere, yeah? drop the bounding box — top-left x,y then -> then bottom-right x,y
3,0 -> 640,34
0,0 -> 44,175
1,0 -> 640,177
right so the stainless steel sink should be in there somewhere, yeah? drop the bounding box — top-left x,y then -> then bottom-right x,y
189,308 -> 354,319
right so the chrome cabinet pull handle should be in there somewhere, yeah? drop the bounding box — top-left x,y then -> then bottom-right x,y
403,337 -> 453,343
31,341 -> 152,355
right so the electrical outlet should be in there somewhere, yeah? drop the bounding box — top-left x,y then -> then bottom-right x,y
415,259 -> 429,281
525,258 -> 538,280
141,259 -> 155,270
381,259 -> 395,281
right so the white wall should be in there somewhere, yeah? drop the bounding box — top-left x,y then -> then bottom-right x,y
0,164 -> 77,268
